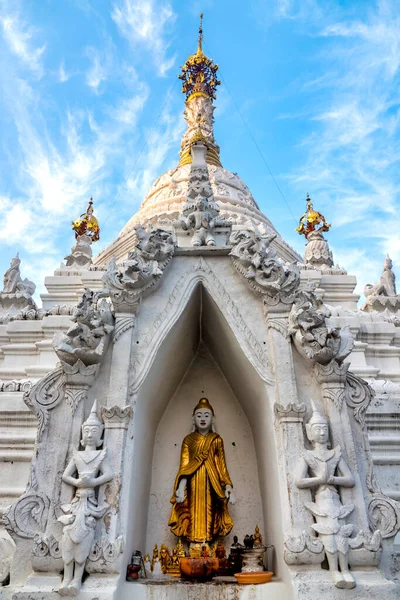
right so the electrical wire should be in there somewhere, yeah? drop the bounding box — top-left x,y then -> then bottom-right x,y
214,63 -> 298,224
103,77 -> 179,222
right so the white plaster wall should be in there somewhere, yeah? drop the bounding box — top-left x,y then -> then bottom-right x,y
145,343 -> 265,556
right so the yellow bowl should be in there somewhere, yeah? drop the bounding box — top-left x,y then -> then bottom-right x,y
234,571 -> 273,584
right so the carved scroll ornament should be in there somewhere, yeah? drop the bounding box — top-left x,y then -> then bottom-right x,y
229,229 -> 300,304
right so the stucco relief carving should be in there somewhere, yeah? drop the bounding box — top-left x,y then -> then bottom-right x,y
345,372 -> 374,427
229,229 -> 300,304
0,254 -> 37,322
284,531 -> 324,565
24,367 -> 65,441
288,284 -> 354,365
128,257 -> 273,396
274,402 -> 306,422
296,405 -> 358,588
4,466 -> 50,542
314,361 -> 349,411
0,535 -> 15,585
101,405 -> 132,429
304,230 -> 334,269
103,226 -> 176,312
362,254 -> 400,312
368,494 -> 400,539
175,157 -> 231,247
58,400 -> 113,596
86,535 -> 124,574
31,534 -> 62,572
61,234 -> 93,271
53,289 -> 114,367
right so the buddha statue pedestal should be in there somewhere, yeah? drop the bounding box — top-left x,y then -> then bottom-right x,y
240,546 -> 267,572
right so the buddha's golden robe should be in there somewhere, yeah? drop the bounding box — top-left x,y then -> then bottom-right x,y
168,431 -> 233,543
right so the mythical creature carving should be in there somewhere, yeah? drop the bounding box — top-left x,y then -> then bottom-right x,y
229,230 -> 300,303
103,226 -> 176,307
58,400 -> 113,596
288,284 -> 354,365
53,290 -> 114,367
296,403 -> 357,589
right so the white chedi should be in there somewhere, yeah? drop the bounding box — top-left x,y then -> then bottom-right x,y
58,400 -> 113,596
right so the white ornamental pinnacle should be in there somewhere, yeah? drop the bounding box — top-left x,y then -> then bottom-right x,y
304,230 -> 334,269
2,254 -> 36,296
362,254 -> 400,312
0,253 -> 37,322
62,234 -> 93,271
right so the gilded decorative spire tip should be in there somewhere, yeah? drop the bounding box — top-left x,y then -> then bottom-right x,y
198,13 -> 204,54
296,194 -> 331,238
178,13 -> 220,101
72,197 -> 100,242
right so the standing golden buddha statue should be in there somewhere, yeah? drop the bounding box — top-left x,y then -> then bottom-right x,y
168,398 -> 236,551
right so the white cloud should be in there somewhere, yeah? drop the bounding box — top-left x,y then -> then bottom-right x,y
58,61 -> 71,83
110,88 -> 150,125
0,9 -> 45,76
112,0 -> 176,76
86,46 -> 110,91
283,1 -> 400,242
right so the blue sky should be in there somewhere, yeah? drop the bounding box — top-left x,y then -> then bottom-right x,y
1,0 -> 400,301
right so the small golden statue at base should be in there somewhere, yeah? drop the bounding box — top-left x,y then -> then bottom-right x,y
151,544 -> 159,572
176,537 -> 186,558
253,524 -> 263,547
166,548 -> 181,577
160,544 -> 171,574
216,543 -> 230,576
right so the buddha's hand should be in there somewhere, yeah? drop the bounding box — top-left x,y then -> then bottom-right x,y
225,485 -> 236,505
176,478 -> 187,503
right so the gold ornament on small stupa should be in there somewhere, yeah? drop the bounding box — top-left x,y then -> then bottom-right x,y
72,197 -> 100,242
296,194 -> 331,239
178,13 -> 220,101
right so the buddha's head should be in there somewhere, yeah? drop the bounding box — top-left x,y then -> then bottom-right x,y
192,397 -> 215,433
81,399 -> 104,448
306,401 -> 329,446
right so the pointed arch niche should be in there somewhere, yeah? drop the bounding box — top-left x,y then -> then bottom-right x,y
121,264 -> 290,585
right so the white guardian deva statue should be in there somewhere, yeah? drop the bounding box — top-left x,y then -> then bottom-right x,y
296,403 -> 356,589
58,400 -> 113,596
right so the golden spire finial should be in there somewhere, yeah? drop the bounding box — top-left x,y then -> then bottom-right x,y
296,194 -> 331,239
197,13 -> 204,54
72,197 -> 100,242
178,13 -> 220,101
